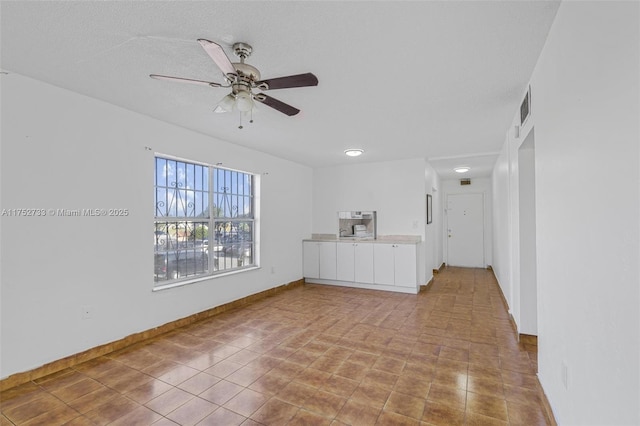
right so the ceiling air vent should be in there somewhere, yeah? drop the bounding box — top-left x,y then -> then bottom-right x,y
460,178 -> 471,186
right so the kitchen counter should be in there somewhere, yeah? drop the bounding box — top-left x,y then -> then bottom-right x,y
303,234 -> 421,294
304,234 -> 421,244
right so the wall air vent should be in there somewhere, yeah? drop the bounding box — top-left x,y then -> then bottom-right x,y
520,85 -> 531,126
460,178 -> 471,185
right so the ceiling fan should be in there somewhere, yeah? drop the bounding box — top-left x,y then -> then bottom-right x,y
150,39 -> 318,127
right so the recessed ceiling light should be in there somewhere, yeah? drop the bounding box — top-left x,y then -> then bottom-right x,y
344,149 -> 364,157
454,166 -> 470,173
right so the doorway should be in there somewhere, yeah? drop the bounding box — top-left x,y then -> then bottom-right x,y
518,129 -> 538,335
446,193 -> 484,267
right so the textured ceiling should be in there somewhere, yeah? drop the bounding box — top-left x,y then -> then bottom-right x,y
1,1 -> 559,175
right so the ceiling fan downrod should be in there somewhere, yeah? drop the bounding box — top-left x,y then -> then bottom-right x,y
232,42 -> 252,62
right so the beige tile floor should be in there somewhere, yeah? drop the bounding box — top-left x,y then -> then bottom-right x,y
0,267 -> 550,425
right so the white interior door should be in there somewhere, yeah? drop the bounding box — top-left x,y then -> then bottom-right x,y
446,193 -> 484,267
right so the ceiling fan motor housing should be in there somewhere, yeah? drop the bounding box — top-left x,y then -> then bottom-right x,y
230,63 -> 259,102
232,62 -> 261,82
230,43 -> 260,90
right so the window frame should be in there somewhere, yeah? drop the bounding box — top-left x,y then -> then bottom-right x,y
153,154 -> 258,290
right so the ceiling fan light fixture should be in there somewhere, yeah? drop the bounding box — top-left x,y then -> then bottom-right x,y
454,166 -> 470,173
235,91 -> 254,112
344,149 -> 364,157
215,93 -> 236,113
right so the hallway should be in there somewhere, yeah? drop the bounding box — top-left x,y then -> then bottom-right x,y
1,268 -> 550,425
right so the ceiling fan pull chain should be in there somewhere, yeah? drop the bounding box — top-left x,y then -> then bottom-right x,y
238,112 -> 243,129
250,109 -> 254,124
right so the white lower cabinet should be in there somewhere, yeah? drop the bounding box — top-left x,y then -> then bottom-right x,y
336,243 -> 355,281
373,243 -> 395,285
337,242 -> 374,284
392,244 -> 418,287
373,243 -> 417,288
303,241 -> 320,278
319,242 -> 337,279
303,241 -> 337,280
305,240 -> 417,293
354,244 -> 375,284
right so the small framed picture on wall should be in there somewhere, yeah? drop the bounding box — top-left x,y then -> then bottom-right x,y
427,194 -> 433,224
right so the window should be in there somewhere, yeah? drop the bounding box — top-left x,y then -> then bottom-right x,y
154,157 -> 256,286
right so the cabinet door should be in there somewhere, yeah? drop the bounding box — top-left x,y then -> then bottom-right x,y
373,243 -> 395,285
354,243 -> 374,284
318,242 -> 337,280
394,244 -> 417,287
336,243 -> 355,281
303,242 -> 319,278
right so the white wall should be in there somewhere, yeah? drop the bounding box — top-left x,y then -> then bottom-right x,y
0,74 -> 313,379
492,143 -> 512,307
492,2 -> 640,424
312,158 -> 432,285
441,177 -> 493,268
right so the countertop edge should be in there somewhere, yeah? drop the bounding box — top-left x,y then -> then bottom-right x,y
303,235 -> 422,244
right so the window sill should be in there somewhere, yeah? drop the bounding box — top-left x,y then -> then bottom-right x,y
153,266 -> 260,292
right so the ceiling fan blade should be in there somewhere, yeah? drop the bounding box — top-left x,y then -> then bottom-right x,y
197,39 -> 236,76
255,73 -> 318,90
149,74 -> 221,87
254,94 -> 300,116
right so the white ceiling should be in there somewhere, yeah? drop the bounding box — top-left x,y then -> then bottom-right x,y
0,1 -> 559,177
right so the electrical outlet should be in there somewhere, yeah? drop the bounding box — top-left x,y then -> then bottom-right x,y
81,305 -> 92,320
561,361 -> 568,389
